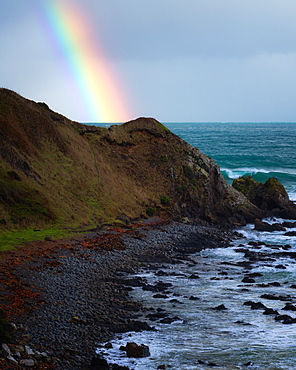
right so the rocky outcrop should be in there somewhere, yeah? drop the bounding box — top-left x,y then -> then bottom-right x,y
233,176 -> 296,219
0,88 -> 262,229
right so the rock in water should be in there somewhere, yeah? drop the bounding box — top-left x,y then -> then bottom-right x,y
233,176 -> 296,219
125,342 -> 150,358
254,219 -> 286,232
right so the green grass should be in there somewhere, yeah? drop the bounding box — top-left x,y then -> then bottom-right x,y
0,227 -> 78,252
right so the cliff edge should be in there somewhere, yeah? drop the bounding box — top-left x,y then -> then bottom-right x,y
0,89 -> 261,231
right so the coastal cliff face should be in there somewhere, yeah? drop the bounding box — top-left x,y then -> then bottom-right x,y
0,88 -> 261,230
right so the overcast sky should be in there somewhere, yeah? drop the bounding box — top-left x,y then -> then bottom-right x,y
1,0 -> 296,123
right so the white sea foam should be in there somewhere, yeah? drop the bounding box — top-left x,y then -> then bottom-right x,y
221,167 -> 270,179
221,167 -> 296,179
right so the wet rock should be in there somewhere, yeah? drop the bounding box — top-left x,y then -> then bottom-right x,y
284,231 -> 296,236
189,295 -> 200,301
155,270 -> 169,276
142,281 -> 173,292
274,315 -> 294,322
282,244 -> 292,250
213,304 -> 227,311
169,299 -> 183,304
90,356 -> 110,369
188,274 -> 200,279
261,293 -> 292,301
247,272 -> 263,277
282,317 -> 296,324
275,264 -> 286,269
242,276 -> 256,283
104,343 -> 113,349
122,277 -> 144,287
254,219 -> 286,232
263,308 -> 279,315
153,293 -> 169,299
218,271 -> 228,276
282,221 -> 296,228
283,303 -> 296,311
269,281 -> 281,287
248,241 -> 266,247
159,317 -> 180,324
111,365 -> 130,370
244,301 -> 266,310
124,342 -> 150,358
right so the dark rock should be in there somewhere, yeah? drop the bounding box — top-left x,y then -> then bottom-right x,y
269,281 -> 281,287
155,270 -> 169,276
244,301 -> 266,310
242,277 -> 255,283
275,314 -> 293,322
153,294 -> 169,299
125,342 -> 150,358
104,343 -> 113,349
254,219 -> 285,232
213,304 -> 227,311
188,274 -> 200,279
189,296 -> 200,301
261,293 -> 292,301
122,278 -> 144,287
282,221 -> 296,228
159,317 -> 180,324
142,281 -> 173,292
90,356 -> 110,369
284,231 -> 296,236
263,308 -> 279,315
111,365 -> 130,370
248,241 -> 265,247
247,272 -> 263,277
283,303 -> 296,311
169,299 -> 183,304
113,320 -> 154,333
275,264 -> 286,269
282,317 -> 296,324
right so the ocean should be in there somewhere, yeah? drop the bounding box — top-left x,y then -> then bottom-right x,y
92,122 -> 296,369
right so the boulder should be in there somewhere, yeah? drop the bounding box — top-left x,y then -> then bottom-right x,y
90,356 -> 110,369
254,219 -> 285,232
233,176 -> 296,218
124,342 -> 150,358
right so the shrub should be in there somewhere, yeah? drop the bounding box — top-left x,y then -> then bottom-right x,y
183,165 -> 194,180
161,155 -> 168,162
160,196 -> 170,206
176,185 -> 187,193
190,178 -> 197,186
145,207 -> 156,217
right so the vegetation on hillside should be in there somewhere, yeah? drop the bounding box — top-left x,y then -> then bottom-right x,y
0,88 -> 262,246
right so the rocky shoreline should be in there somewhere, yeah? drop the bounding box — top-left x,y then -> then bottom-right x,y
0,219 -> 233,369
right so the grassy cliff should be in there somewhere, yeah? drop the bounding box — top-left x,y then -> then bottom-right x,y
0,89 -> 261,239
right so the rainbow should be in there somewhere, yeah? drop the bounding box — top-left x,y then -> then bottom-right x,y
39,0 -> 133,122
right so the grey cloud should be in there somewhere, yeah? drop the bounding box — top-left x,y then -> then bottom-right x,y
89,0 -> 296,60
